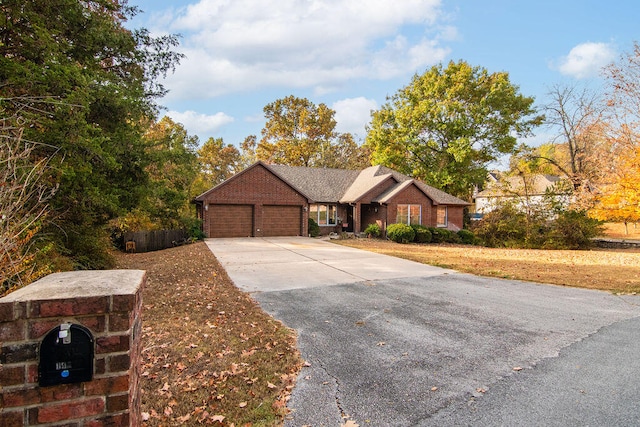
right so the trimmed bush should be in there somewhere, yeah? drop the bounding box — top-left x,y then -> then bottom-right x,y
387,223 -> 415,244
457,229 -> 476,245
411,224 -> 432,243
429,227 -> 460,243
308,217 -> 320,237
364,223 -> 382,238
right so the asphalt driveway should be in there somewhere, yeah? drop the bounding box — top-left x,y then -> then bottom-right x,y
205,237 -> 640,426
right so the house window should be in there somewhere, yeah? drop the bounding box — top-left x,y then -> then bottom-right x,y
437,206 -> 448,227
396,204 -> 421,225
309,204 -> 337,226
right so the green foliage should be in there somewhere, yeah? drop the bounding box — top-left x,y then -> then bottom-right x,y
308,218 -> 320,237
472,204 -> 603,249
0,1 -> 183,270
386,223 -> 415,244
364,223 -> 382,238
182,217 -> 206,241
142,117 -> 199,229
366,60 -> 543,199
471,205 -> 530,247
545,210 -> 603,249
411,225 -> 432,243
426,227 -> 462,244
457,229 -> 477,245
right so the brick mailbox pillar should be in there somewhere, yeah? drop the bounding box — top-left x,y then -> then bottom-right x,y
0,270 -> 145,426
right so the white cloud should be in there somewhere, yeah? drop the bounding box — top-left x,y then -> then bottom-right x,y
332,97 -> 378,137
165,110 -> 235,138
557,42 -> 616,79
160,0 -> 450,99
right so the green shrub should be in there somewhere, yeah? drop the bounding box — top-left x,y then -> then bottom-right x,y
308,217 -> 320,237
387,223 -> 416,244
457,229 -> 476,245
181,216 -> 206,241
411,224 -> 432,243
545,210 -> 604,249
364,223 -> 382,238
470,205 -> 529,247
427,227 -> 446,243
471,204 -> 603,250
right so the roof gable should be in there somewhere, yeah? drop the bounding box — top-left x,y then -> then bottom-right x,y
194,161 -> 313,201
340,166 -> 395,203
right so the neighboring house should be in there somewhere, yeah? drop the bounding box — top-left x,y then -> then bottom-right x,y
194,161 -> 470,238
474,174 -> 572,215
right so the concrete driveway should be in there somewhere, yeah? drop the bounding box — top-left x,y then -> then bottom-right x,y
205,237 -> 453,293
205,237 -> 640,426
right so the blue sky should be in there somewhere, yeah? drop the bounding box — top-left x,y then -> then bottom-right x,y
126,0 -> 639,147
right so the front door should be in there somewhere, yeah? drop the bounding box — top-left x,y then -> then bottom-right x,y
346,205 -> 354,232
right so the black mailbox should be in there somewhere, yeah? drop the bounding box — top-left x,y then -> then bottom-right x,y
39,323 -> 94,387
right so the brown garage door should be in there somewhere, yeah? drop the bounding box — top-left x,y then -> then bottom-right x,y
208,204 -> 253,238
263,205 -> 301,236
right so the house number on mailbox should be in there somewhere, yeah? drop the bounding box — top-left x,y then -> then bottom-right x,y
39,323 -> 94,387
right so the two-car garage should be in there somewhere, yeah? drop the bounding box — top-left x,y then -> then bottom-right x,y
206,204 -> 303,238
195,162 -> 310,238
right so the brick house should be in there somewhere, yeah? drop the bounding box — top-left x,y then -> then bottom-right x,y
194,161 -> 470,238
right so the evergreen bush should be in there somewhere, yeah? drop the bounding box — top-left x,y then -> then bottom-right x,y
411,225 -> 432,243
308,217 -> 320,237
387,223 -> 416,243
364,223 -> 382,238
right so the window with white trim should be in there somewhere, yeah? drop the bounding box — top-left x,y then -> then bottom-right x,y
436,206 -> 448,227
396,204 -> 421,225
309,204 -> 337,226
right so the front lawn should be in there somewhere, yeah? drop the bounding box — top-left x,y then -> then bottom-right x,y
336,239 -> 640,294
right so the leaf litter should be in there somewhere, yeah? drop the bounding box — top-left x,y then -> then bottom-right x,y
115,242 -> 302,426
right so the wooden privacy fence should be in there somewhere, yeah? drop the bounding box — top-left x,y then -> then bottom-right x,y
123,229 -> 189,253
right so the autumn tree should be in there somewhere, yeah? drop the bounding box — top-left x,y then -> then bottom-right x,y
590,146 -> 640,233
240,135 -> 259,168
0,0 -> 182,269
257,95 -> 369,169
193,136 -> 241,195
584,42 -> 640,231
366,60 -> 543,199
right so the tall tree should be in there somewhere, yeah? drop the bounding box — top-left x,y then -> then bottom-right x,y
257,95 -> 368,169
142,117 -> 199,228
366,60 -> 543,199
193,136 -> 241,195
535,84 -> 609,193
0,0 -> 182,269
590,145 -> 640,233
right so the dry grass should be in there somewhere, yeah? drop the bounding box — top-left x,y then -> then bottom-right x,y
602,222 -> 640,239
114,242 -> 301,426
336,239 -> 640,294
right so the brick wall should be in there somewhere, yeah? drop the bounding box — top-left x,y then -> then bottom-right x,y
200,163 -> 308,237
385,184 -> 434,228
0,270 -> 145,426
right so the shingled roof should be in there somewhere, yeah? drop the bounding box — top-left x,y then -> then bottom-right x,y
265,163 -> 469,206
267,164 -> 360,202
